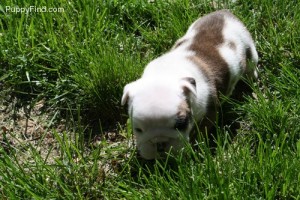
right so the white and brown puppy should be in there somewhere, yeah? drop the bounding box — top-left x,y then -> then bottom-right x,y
121,10 -> 258,160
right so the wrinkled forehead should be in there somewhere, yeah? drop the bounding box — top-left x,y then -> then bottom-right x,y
131,96 -> 191,125
132,115 -> 175,129
129,81 -> 191,123
132,91 -> 180,118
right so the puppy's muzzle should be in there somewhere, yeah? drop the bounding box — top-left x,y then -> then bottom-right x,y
156,142 -> 168,152
149,136 -> 170,153
137,133 -> 185,159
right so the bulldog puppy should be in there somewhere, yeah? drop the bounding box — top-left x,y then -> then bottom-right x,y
121,10 -> 258,160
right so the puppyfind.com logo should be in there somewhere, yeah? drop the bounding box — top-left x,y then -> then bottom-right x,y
5,6 -> 64,14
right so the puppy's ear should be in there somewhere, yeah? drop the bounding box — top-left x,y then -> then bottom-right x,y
181,77 -> 197,96
121,84 -> 131,106
121,81 -> 137,106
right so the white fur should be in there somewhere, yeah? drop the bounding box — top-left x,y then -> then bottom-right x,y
122,11 -> 258,160
123,54 -> 210,159
218,15 -> 258,94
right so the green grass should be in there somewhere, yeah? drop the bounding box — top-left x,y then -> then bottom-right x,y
1,0 -> 300,199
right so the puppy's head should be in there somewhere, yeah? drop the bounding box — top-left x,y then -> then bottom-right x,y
121,77 -> 197,160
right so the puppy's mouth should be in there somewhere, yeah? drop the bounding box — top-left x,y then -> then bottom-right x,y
135,137 -> 172,159
137,135 -> 188,160
150,137 -> 170,152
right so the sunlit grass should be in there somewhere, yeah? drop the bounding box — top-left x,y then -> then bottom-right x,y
1,0 -> 300,199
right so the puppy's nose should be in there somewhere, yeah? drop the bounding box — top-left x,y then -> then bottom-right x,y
156,142 -> 167,152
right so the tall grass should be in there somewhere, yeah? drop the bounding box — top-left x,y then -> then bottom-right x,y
1,0 -> 300,199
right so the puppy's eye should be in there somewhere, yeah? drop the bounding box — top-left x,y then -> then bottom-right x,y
134,128 -> 143,133
174,116 -> 189,131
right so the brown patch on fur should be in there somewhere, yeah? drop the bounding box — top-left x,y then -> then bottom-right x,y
175,100 -> 191,131
188,55 -> 220,127
188,56 -> 214,87
188,10 -> 231,95
177,100 -> 191,118
184,10 -> 237,142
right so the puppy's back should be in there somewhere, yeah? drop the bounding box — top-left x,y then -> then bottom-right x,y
174,10 -> 258,96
